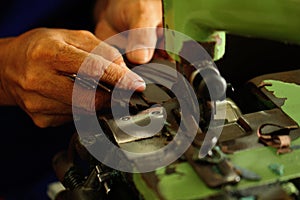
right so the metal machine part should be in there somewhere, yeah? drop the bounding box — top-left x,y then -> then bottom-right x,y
176,45 -> 227,102
52,70 -> 300,200
105,106 -> 166,144
60,72 -> 112,92
52,134 -> 140,200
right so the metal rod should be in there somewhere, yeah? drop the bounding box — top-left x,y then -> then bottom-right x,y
61,72 -> 112,93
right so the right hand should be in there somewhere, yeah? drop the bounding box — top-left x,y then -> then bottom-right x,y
94,0 -> 163,64
0,28 -> 145,127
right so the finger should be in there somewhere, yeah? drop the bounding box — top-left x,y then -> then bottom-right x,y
13,90 -> 74,127
15,72 -> 112,112
94,18 -> 130,57
35,69 -> 141,112
15,71 -> 74,105
60,29 -> 126,67
48,43 -> 119,79
17,94 -> 72,115
95,20 -> 123,44
59,30 -> 147,92
47,39 -> 133,86
44,72 -> 113,113
99,59 -> 146,92
77,54 -> 145,91
29,113 -> 74,128
125,1 -> 163,64
91,41 -> 127,68
15,76 -> 112,117
126,27 -> 158,64
61,29 -> 101,52
13,77 -> 72,113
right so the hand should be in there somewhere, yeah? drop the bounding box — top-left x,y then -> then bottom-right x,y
94,0 -> 163,64
0,28 -> 145,127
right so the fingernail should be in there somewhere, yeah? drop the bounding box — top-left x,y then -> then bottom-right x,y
133,80 -> 146,92
117,71 -> 146,92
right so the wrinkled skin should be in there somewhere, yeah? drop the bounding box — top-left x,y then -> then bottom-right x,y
94,0 -> 163,64
0,0 -> 163,128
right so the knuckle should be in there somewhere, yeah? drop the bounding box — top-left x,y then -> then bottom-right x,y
27,41 -> 46,60
103,64 -> 126,83
77,30 -> 95,39
27,38 -> 59,61
81,55 -> 104,77
54,42 -> 71,59
76,30 -> 100,48
26,35 -> 65,62
20,71 -> 39,91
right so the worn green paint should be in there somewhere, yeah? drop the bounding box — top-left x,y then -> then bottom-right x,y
228,137 -> 300,191
156,163 -> 219,200
134,162 -> 219,200
133,79 -> 300,199
134,138 -> 300,199
133,173 -> 159,200
163,0 -> 300,60
264,80 -> 300,125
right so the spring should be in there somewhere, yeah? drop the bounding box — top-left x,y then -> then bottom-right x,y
62,166 -> 85,190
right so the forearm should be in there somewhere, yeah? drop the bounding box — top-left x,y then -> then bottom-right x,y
0,38 -> 17,106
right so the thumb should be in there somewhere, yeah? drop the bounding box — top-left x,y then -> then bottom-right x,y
125,0 -> 162,64
126,27 -> 158,64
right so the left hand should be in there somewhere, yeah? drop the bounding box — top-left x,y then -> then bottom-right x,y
94,0 -> 163,64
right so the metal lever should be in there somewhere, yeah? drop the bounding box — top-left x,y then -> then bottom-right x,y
60,72 -> 112,93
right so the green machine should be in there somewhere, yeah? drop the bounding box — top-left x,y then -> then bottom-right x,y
163,0 -> 300,61
130,1 -> 300,199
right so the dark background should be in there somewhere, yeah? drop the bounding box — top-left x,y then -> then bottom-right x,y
0,0 -> 96,199
0,0 -> 300,199
216,35 -> 300,88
